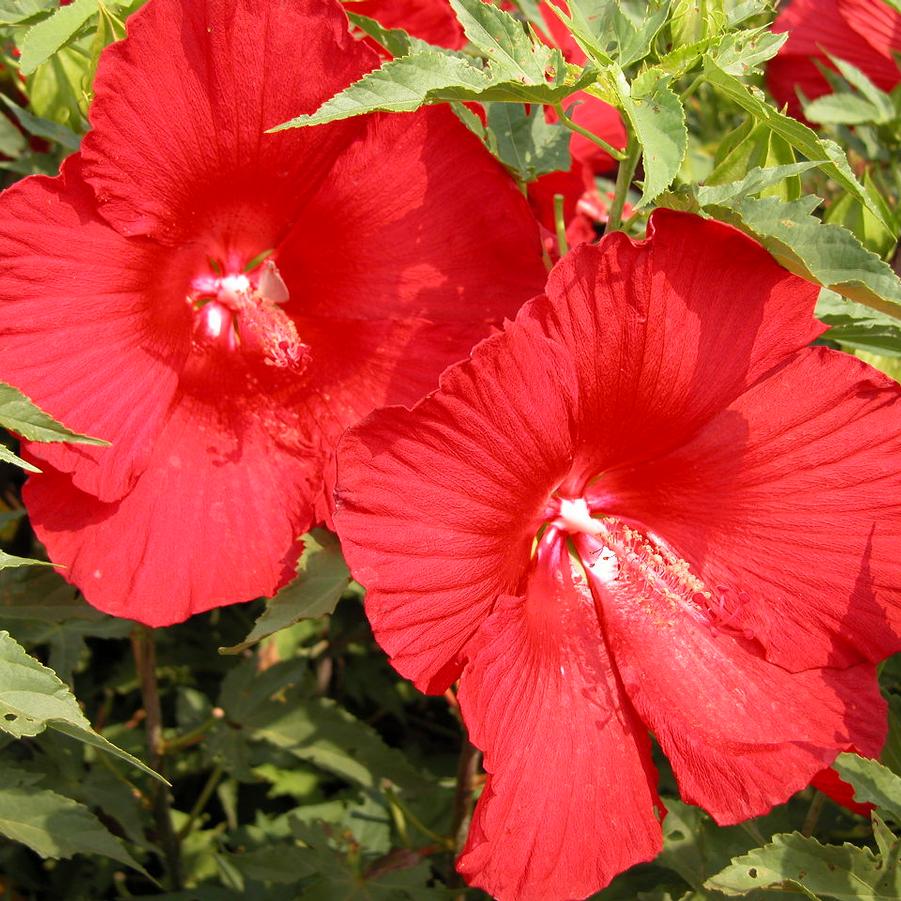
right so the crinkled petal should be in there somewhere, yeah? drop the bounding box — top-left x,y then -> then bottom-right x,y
596,346 -> 901,672
277,105 -> 546,325
334,314 -> 579,692
580,531 -> 887,825
0,155 -> 188,502
457,543 -> 662,901
81,0 -> 376,243
539,209 -> 824,491
348,0 -> 465,48
27,364 -> 317,625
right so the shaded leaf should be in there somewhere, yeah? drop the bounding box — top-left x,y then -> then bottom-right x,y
0,93 -> 80,151
0,630 -> 163,781
0,549 -> 52,570
817,289 -> 901,357
487,101 -> 570,180
0,784 -> 142,869
221,530 -> 350,654
702,59 -> 891,229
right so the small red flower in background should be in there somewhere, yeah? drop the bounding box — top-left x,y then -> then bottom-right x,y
334,211 -> 901,901
768,0 -> 901,119
0,0 -> 545,626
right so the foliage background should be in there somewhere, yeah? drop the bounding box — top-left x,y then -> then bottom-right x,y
0,0 -> 900,898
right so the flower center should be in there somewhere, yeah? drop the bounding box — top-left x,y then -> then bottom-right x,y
540,493 -> 757,642
188,256 -> 309,372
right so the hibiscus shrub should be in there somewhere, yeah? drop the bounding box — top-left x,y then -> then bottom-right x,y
0,1 -> 900,900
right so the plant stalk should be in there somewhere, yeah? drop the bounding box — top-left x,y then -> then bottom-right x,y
131,626 -> 183,891
606,132 -> 641,233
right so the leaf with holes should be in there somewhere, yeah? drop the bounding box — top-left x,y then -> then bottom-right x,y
0,631 -> 163,781
705,831 -> 901,899
833,753 -> 901,822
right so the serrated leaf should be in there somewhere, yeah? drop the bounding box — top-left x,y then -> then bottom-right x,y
702,59 -> 891,230
615,67 -> 687,205
705,831 -> 901,899
18,0 -> 97,75
0,442 -> 39,472
0,630 -> 164,781
0,784 -> 142,868
345,12 -> 434,59
707,196 -> 901,319
0,381 -> 106,444
695,162 -> 819,206
833,753 -> 901,821
487,102 -> 570,180
0,93 -> 80,151
817,289 -> 901,356
275,0 -> 593,130
221,530 -> 350,654
711,28 -> 787,76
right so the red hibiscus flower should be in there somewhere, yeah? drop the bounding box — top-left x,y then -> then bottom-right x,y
768,0 -> 901,119
346,0 -> 466,48
334,210 -> 901,900
0,0 -> 545,626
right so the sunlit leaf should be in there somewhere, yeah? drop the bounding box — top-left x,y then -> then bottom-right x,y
0,381 -> 107,444
18,0 -> 97,75
833,753 -> 901,822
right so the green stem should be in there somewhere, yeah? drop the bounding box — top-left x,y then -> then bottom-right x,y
553,102 -> 627,162
177,763 -> 224,841
553,193 -> 569,257
448,734 -> 481,894
606,132 -> 641,233
802,790 -> 826,838
131,627 -> 183,891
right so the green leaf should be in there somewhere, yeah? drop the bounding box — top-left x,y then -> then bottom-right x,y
702,59 -> 891,230
804,93 -> 889,126
221,530 -> 350,654
817,289 -> 901,357
0,113 -> 27,158
274,0 -> 593,130
18,0 -> 97,75
833,753 -> 901,822
252,697 -> 434,794
615,66 -> 687,205
707,196 -> 901,319
0,93 -> 80,151
487,102 -> 571,180
0,630 -> 164,781
0,0 -> 45,26
0,381 -> 107,444
0,442 -> 39,472
0,550 -> 52,571
345,12 -> 433,59
0,784 -> 142,868
705,831 -> 901,899
695,162 -> 819,206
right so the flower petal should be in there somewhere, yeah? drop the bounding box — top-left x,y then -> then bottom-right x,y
277,105 -> 546,326
27,367 -> 316,625
334,313 -> 579,692
0,156 -> 188,502
539,209 -> 824,492
580,527 -> 887,825
457,541 -> 662,901
596,346 -> 901,672
81,0 -> 376,243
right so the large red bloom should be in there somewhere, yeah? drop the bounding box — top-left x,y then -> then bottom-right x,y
0,0 -> 545,625
768,0 -> 901,119
334,210 -> 901,900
